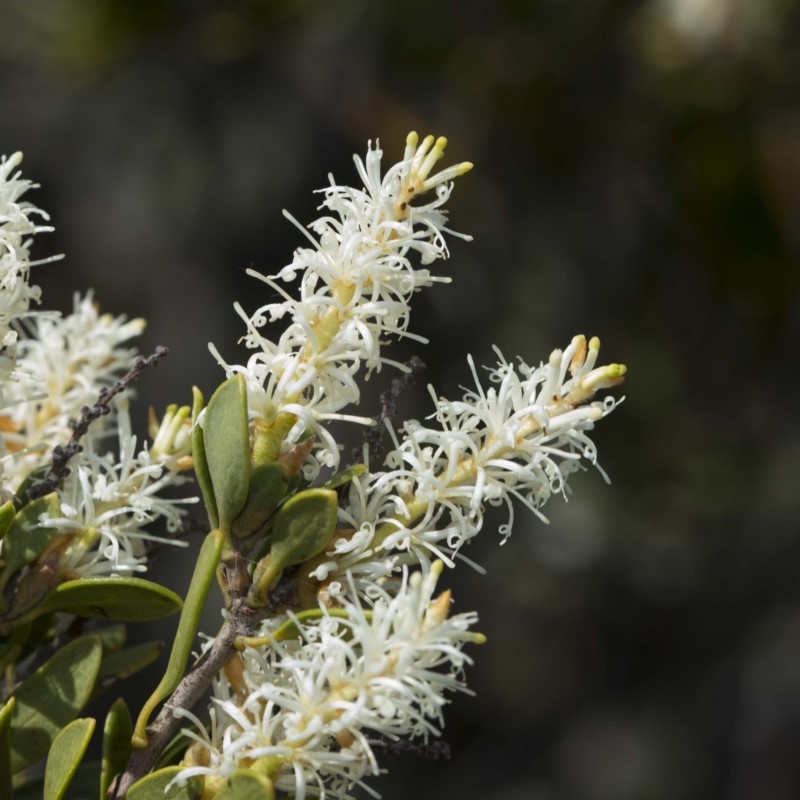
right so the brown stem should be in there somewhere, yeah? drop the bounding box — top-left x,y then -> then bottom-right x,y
109,617 -> 238,798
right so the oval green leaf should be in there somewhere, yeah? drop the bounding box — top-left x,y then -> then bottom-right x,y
270,488 -> 338,568
34,576 -> 183,622
0,493 -> 60,602
43,716 -> 95,800
101,697 -> 132,800
231,462 -> 287,539
9,635 -> 102,772
203,375 -> 250,533
215,769 -> 275,800
126,766 -> 199,799
248,488 -> 338,607
192,386 -> 219,530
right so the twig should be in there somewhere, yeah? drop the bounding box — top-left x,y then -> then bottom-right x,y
25,347 -> 170,502
108,617 -> 238,799
354,355 -> 425,467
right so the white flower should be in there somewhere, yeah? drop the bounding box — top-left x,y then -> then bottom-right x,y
212,133 -> 472,476
148,402 -> 194,472
0,153 -> 48,347
0,152 -> 60,408
174,561 -> 483,799
0,291 -> 146,489
42,398 -> 194,577
320,336 -> 625,579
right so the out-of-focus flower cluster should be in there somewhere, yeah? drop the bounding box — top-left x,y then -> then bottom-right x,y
0,151 -> 50,403
0,153 -> 196,579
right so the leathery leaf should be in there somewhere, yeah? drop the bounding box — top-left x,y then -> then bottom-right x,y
248,488 -> 338,607
202,375 -> 250,533
192,386 -> 218,530
9,635 -> 102,773
33,576 -> 183,622
215,768 -> 275,800
101,697 -> 132,799
43,717 -> 95,800
126,766 -> 199,799
0,493 -> 60,604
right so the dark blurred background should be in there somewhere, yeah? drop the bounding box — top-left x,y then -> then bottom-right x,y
3,1 -> 800,798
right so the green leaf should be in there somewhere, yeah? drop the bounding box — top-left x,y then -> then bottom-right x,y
321,462 -> 366,491
230,462 -> 287,539
215,769 -> 275,800
203,375 -> 250,533
0,500 -> 15,542
43,717 -> 95,800
192,386 -> 219,530
101,698 -> 132,800
269,488 -> 338,566
14,761 -> 101,800
132,528 -> 224,748
96,641 -> 163,693
96,623 -> 127,656
248,488 -> 338,607
126,766 -> 199,799
9,635 -> 102,773
0,493 -> 60,604
33,577 -> 183,622
0,697 -> 15,798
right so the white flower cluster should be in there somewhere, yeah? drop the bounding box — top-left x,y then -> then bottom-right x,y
319,335 -> 626,584
176,562 -> 483,800
212,133 -> 473,475
0,154 -> 196,577
43,396 -> 195,577
176,134 -> 624,799
2,292 -> 145,481
0,152 -> 56,405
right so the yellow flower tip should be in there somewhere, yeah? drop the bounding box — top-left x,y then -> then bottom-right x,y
420,133 -> 436,150
147,405 -> 159,439
174,454 -> 194,471
428,589 -> 452,626
456,160 -> 474,176
235,634 -> 274,651
430,559 -> 445,579
419,135 -> 448,180
581,363 -> 627,393
571,334 -> 586,348
406,131 -> 419,148
569,334 -> 588,376
471,632 -> 488,645
589,335 -> 601,353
